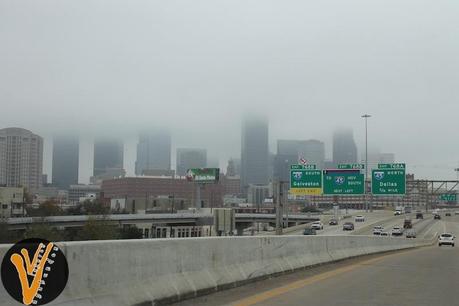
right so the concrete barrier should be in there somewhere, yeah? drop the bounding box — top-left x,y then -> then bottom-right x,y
0,236 -> 432,306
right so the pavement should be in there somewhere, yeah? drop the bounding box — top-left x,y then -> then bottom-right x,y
287,210 -> 399,236
170,212 -> 458,306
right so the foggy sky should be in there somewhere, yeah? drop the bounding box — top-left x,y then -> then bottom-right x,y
1,0 -> 458,183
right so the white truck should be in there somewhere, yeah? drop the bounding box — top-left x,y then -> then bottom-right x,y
394,206 -> 404,215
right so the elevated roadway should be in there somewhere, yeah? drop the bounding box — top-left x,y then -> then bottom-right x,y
171,214 -> 457,306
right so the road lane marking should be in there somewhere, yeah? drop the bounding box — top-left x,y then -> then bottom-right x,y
230,249 -> 419,306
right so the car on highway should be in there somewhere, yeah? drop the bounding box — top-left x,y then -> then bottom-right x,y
373,226 -> 384,235
343,222 -> 354,231
455,211 -> 459,215
434,214 -> 441,220
391,226 -> 403,236
355,215 -> 365,222
438,233 -> 455,247
416,212 -> 423,219
303,228 -> 317,235
329,219 -> 338,225
445,212 -> 451,216
406,230 -> 416,238
403,219 -> 413,229
380,231 -> 389,237
311,221 -> 324,230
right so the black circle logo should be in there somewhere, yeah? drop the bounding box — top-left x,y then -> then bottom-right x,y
1,238 -> 69,305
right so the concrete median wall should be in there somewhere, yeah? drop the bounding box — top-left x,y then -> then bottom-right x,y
0,236 -> 432,306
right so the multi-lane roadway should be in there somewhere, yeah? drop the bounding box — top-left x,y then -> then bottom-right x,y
172,211 -> 458,306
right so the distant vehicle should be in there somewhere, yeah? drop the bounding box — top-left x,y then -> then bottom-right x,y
438,233 -> 455,247
329,219 -> 338,225
311,221 -> 323,230
455,211 -> 459,215
406,230 -> 416,238
405,206 -> 412,214
391,226 -> 403,236
373,226 -> 384,235
394,206 -> 404,215
416,212 -> 423,219
446,212 -> 451,216
343,222 -> 355,231
303,228 -> 317,235
380,231 -> 389,237
355,215 -> 365,222
403,219 -> 413,229
434,214 -> 441,220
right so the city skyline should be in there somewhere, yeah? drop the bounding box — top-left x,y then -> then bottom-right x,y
3,124 -> 452,185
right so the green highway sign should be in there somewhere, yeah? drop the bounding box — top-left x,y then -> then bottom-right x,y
290,169 -> 322,195
378,163 -> 406,170
372,167 -> 406,195
337,164 -> 365,170
323,170 -> 364,195
186,168 -> 220,183
439,194 -> 457,202
290,164 -> 316,170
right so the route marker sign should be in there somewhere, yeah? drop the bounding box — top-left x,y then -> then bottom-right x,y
290,167 -> 322,195
323,170 -> 364,195
290,164 -> 316,170
372,163 -> 406,195
337,164 -> 365,170
439,194 -> 457,202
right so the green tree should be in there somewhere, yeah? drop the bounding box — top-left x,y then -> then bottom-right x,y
0,219 -> 20,243
119,226 -> 143,239
27,200 -> 63,217
24,223 -> 63,242
82,200 -> 110,215
76,217 -> 119,241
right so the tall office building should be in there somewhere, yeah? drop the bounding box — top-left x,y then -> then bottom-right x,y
52,135 -> 79,189
0,127 -> 43,189
93,138 -> 124,177
135,130 -> 171,175
226,158 -> 241,176
241,116 -> 269,192
332,129 -> 358,165
277,139 -> 325,169
176,148 -> 207,176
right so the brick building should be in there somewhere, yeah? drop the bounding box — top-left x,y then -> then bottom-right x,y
101,176 -> 227,208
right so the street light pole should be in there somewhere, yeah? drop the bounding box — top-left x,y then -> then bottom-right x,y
362,114 -> 371,212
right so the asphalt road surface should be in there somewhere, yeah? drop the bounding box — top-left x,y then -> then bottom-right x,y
171,213 -> 458,306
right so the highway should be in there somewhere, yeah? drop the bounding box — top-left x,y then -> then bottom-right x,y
171,213 -> 458,306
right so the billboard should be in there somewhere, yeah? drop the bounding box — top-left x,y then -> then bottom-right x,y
186,168 -> 220,183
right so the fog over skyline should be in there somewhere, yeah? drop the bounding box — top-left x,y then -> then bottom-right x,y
1,0 -> 458,183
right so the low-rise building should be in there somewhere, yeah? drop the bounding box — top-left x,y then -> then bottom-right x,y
0,187 -> 25,218
68,184 -> 101,204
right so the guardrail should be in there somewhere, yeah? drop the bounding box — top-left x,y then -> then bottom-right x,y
0,235 -> 433,306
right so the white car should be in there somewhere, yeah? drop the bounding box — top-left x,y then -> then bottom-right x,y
355,215 -> 365,222
455,211 -> 459,215
311,221 -> 323,230
391,227 -> 403,236
373,226 -> 384,235
438,233 -> 455,247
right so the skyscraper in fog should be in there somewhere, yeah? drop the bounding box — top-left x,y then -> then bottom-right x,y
274,139 -> 325,181
176,148 -> 207,176
52,135 -> 79,189
0,127 -> 43,189
93,138 -> 124,176
135,130 -> 171,175
277,139 -> 325,169
333,129 -> 358,165
241,116 -> 269,192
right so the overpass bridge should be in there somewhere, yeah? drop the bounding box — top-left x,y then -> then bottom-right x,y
5,213 -> 318,231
